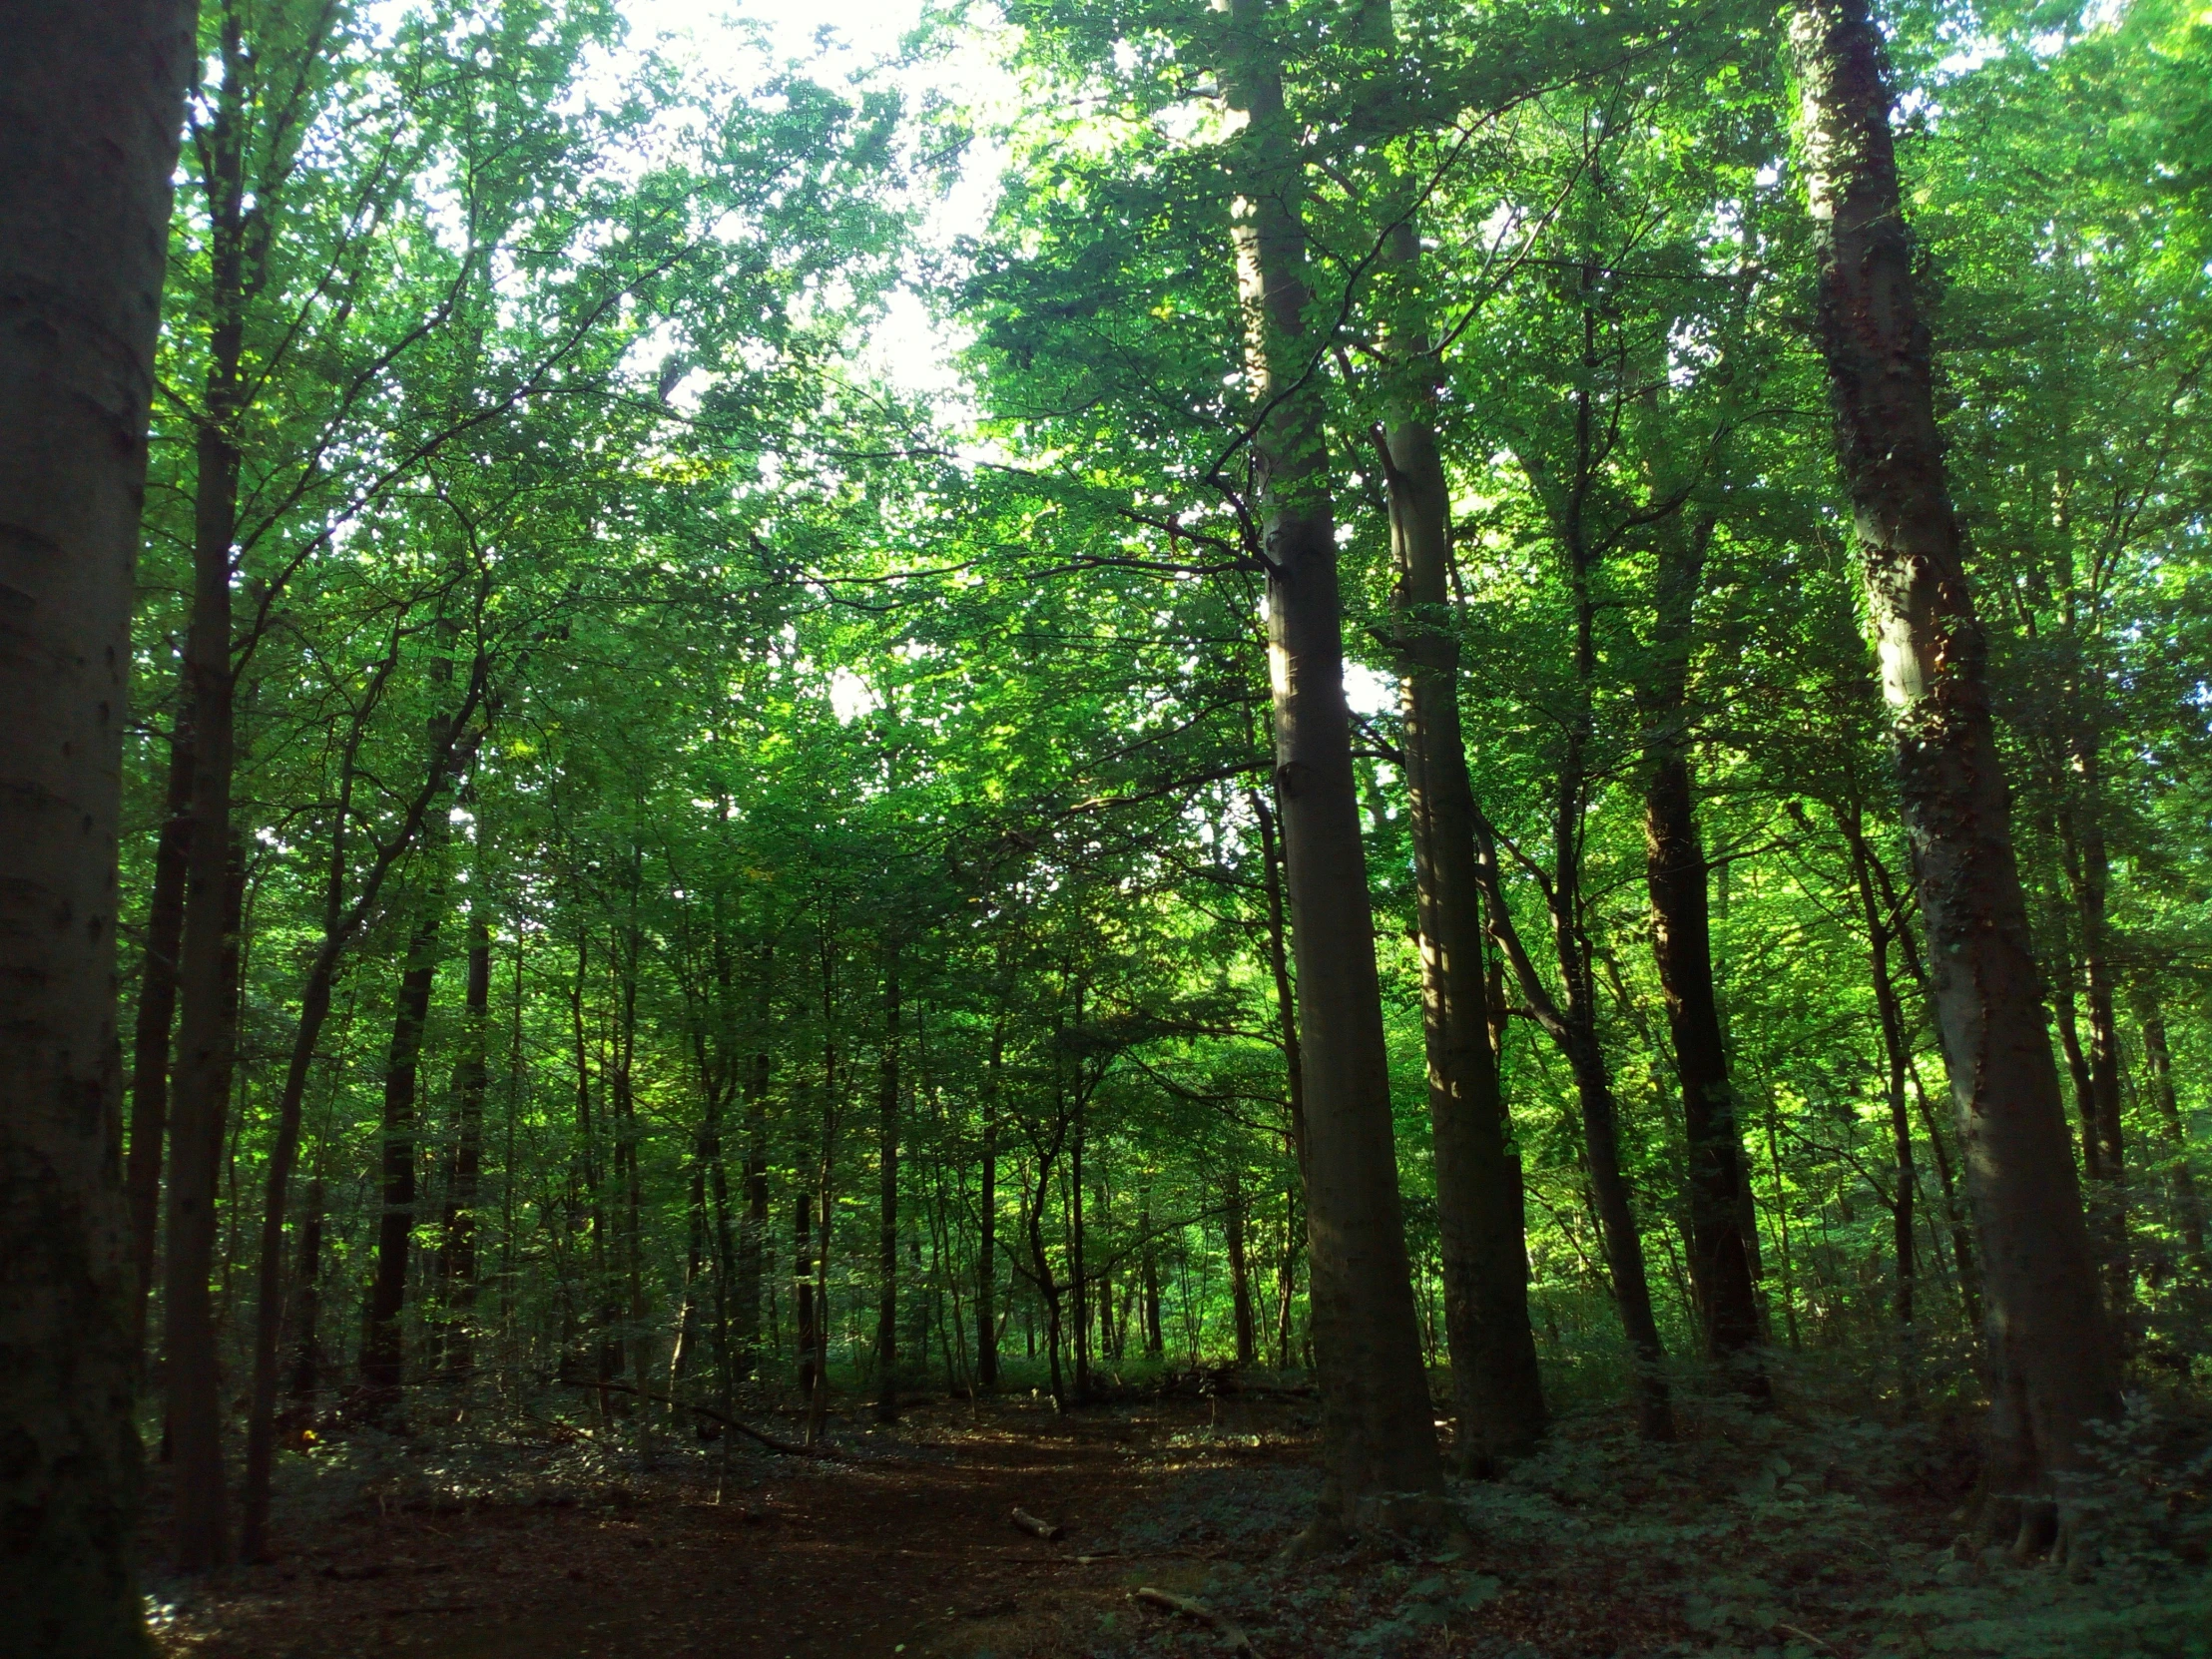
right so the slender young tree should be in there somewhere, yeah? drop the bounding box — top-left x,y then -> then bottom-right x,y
1638,511 -> 1767,1387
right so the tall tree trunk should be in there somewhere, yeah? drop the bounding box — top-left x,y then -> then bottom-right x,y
2039,859 -> 2103,1181
1351,0 -> 1546,1470
1225,1162 -> 1257,1368
1220,0 -> 1441,1530
795,1187 -> 819,1398
286,1178 -> 326,1416
1382,367 -> 1551,1466
1790,0 -> 2117,1545
1842,806 -> 1921,1369
875,943 -> 901,1421
977,1009 -> 1003,1388
0,4 -> 191,1635
2067,772 -> 2129,1320
1252,791 -> 1308,1161
1639,514 -> 1766,1389
358,880 -> 443,1412
1143,1189 -> 1166,1360
736,950 -> 773,1374
1071,1096 -> 1090,1401
2135,985 -> 2207,1271
611,912 -> 650,1423
440,910 -> 492,1378
166,834 -> 244,1569
240,645 -> 479,1558
128,723 -> 195,1352
163,14 -> 257,1565
806,919 -> 837,1447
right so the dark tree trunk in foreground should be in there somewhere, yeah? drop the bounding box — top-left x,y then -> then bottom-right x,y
1221,0 -> 1441,1532
1791,0 -> 2117,1547
1639,513 -> 1766,1390
127,725 -> 195,1349
0,8 -> 193,1637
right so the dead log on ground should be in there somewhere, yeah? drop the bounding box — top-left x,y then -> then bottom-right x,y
1010,1505 -> 1065,1540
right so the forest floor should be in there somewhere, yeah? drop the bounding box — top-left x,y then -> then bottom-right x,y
149,1373 -> 2209,1658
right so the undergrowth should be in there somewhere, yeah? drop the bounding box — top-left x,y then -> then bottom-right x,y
1088,1372 -> 2212,1659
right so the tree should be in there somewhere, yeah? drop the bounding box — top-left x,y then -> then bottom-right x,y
1217,0 -> 1443,1531
0,0 -> 195,1646
1788,0 -> 2118,1548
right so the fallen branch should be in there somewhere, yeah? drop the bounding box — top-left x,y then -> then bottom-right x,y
1135,1586 -> 1256,1655
1011,1505 -> 1065,1541
1775,1624 -> 1837,1656
559,1378 -> 830,1458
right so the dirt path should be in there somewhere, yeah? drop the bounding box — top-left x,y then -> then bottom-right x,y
156,1396 -> 1305,1659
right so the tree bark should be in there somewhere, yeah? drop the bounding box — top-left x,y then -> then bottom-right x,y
358,882 -> 443,1411
1347,0 -> 1545,1469
286,1178 -> 325,1414
162,10 -> 258,1564
1381,374 -> 1551,1465
1639,514 -> 1766,1389
977,1007 -> 1003,1388
736,950 -> 772,1375
127,723 -> 195,1353
165,833 -> 244,1569
1226,1161 -> 1257,1368
440,909 -> 492,1377
0,2 -> 193,1624
1841,806 -> 1921,1360
240,644 -> 480,1558
1790,0 -> 2118,1543
1219,0 -> 1442,1531
875,942 -> 901,1421
2135,985 -> 2206,1271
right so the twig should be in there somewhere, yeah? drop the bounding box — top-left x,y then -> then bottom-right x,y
1775,1623 -> 1838,1655
1135,1587 -> 1257,1655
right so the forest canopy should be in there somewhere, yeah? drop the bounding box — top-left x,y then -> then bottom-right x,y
3,0 -> 2210,1651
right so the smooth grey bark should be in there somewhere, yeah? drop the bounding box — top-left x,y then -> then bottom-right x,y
0,4 -> 190,1617
1790,0 -> 2117,1546
1220,0 -> 1441,1529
